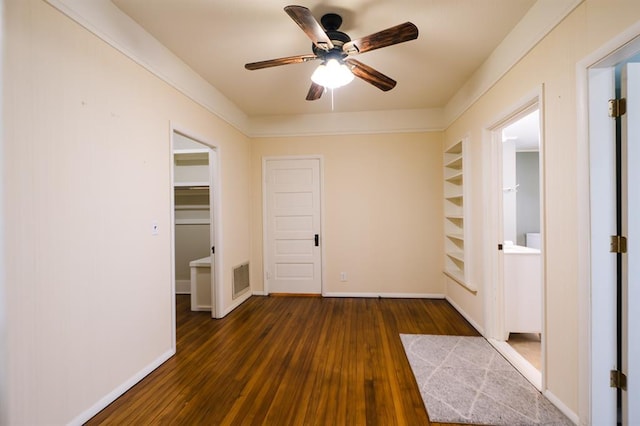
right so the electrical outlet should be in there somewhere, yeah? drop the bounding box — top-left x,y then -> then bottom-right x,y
340,272 -> 347,282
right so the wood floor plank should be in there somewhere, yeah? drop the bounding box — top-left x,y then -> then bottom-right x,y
86,295 -> 479,425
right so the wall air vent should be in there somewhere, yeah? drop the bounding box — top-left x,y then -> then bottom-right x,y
233,262 -> 250,299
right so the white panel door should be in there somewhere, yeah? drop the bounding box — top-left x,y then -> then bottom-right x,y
621,63 -> 639,425
265,158 -> 322,294
588,66 -> 618,424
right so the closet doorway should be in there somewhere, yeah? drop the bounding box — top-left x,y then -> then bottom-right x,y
171,129 -> 221,321
484,95 -> 545,391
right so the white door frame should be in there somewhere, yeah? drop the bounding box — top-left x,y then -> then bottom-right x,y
262,155 -> 325,296
169,124 -> 224,339
576,22 -> 640,425
482,87 -> 545,391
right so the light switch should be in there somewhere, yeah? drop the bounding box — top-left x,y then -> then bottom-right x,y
151,221 -> 159,236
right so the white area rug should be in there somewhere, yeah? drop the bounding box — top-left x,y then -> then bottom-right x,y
400,334 -> 573,425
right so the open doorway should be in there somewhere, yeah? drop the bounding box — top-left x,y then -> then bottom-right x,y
485,97 -> 544,390
170,129 -> 221,328
501,108 -> 542,372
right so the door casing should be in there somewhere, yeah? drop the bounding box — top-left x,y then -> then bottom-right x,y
170,125 -> 223,330
482,88 -> 545,391
576,21 -> 640,425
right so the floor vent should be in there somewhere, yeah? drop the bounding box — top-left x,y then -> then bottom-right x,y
233,262 -> 250,299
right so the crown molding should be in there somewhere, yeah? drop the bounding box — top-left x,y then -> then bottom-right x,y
44,0 -> 250,132
443,0 -> 584,127
247,108 -> 444,138
44,0 -> 582,137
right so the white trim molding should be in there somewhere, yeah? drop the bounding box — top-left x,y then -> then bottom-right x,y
445,295 -> 484,335
443,0 -> 582,126
247,108 -> 444,138
575,19 -> 640,426
45,0 -> 249,131
69,349 -> 175,426
220,291 -> 253,318
544,390 -> 580,426
323,292 -> 445,299
488,338 -> 542,390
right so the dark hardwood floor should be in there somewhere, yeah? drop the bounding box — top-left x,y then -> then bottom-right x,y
87,295 -> 479,425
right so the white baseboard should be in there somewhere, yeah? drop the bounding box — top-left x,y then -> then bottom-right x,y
444,295 -> 485,335
252,290 -> 267,296
69,348 -> 175,425
488,338 -> 542,390
322,292 -> 445,299
544,389 -> 580,425
175,279 -> 190,294
191,305 -> 211,312
218,290 -> 252,318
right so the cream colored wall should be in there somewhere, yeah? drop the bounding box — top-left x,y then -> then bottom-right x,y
3,0 -> 250,424
251,132 -> 444,296
444,0 -> 640,415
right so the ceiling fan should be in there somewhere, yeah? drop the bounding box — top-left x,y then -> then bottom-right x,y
244,5 -> 419,101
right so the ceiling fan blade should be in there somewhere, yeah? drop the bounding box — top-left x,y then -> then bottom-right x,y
343,22 -> 418,55
245,54 -> 318,70
306,82 -> 325,101
284,5 -> 334,52
345,58 -> 396,91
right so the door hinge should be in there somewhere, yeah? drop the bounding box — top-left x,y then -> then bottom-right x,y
608,98 -> 627,118
211,246 -> 215,254
610,370 -> 627,390
610,235 -> 628,254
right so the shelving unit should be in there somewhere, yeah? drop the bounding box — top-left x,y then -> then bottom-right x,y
443,139 -> 475,292
173,150 -> 210,225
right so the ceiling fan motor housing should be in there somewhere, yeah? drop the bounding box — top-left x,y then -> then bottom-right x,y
312,13 -> 351,60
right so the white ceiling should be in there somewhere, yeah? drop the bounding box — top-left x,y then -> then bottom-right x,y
111,0 -> 536,117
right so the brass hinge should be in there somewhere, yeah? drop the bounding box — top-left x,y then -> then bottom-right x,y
608,98 -> 627,118
610,370 -> 627,390
610,235 -> 628,254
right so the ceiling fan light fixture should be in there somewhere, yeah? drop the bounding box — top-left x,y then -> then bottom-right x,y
311,58 -> 354,89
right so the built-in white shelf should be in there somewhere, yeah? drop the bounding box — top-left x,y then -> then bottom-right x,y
445,195 -> 464,203
173,150 -> 210,215
175,205 -> 210,211
445,171 -> 464,184
174,181 -> 209,188
174,148 -> 208,155
444,156 -> 463,169
175,218 -> 210,225
444,139 -> 476,293
444,269 -> 466,286
446,251 -> 465,263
